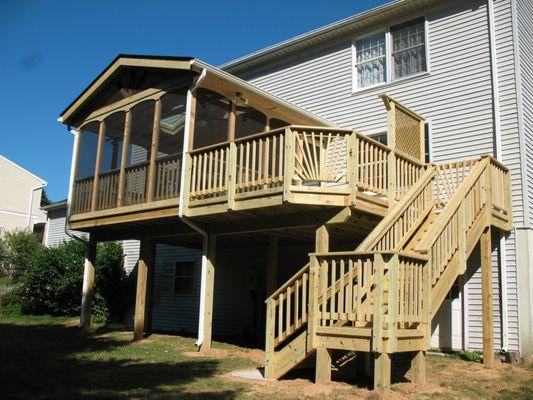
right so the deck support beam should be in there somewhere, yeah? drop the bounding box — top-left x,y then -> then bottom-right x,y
410,350 -> 426,384
134,239 -> 154,341
374,352 -> 391,392
199,235 -> 216,352
315,346 -> 332,384
79,237 -> 96,333
481,226 -> 494,366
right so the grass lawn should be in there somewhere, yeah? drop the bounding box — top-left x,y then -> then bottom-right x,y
0,313 -> 531,400
0,276 -> 12,286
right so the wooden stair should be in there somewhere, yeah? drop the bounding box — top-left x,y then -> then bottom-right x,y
264,156 -> 512,387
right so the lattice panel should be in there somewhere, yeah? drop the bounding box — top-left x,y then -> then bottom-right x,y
395,108 -> 422,161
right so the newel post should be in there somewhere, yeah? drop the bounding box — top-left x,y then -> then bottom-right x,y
386,101 -> 397,209
227,141 -> 237,210
147,98 -> 162,203
307,255 -> 320,351
282,127 -> 295,202
422,250 -> 432,348
347,131 -> 359,205
386,254 -> 399,353
264,297 -> 276,379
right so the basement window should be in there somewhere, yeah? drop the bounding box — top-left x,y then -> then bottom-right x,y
353,17 -> 428,90
173,261 -> 196,295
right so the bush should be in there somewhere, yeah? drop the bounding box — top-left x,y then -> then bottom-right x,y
0,230 -> 42,281
0,234 -> 129,324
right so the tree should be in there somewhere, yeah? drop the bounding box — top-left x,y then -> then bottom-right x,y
40,188 -> 52,207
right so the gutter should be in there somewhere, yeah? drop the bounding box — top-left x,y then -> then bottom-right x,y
487,0 -> 508,352
177,68 -> 210,351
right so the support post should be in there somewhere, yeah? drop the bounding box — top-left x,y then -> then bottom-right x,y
200,235 -> 216,352
374,352 -> 391,392
315,346 -> 332,384
147,99 -> 162,202
227,141 -> 237,210
481,226 -> 494,366
91,121 -> 106,212
134,239 -> 153,341
79,237 -> 96,333
347,131 -> 358,205
117,110 -> 132,207
282,127 -> 295,202
264,297 -> 276,379
386,254 -> 399,353
315,224 -> 329,253
410,350 -> 426,384
266,236 -> 278,296
386,102 -> 397,209
227,101 -> 236,141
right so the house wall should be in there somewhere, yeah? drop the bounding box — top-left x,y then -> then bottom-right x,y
0,156 -> 46,234
230,0 -> 521,352
514,0 -> 533,356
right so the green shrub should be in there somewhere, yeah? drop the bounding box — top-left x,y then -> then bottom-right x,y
0,288 -> 23,315
0,235 -> 129,324
1,230 -> 42,281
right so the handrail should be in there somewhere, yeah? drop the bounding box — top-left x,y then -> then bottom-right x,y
267,262 -> 309,301
357,167 -> 436,251
312,250 -> 430,262
415,157 -> 489,252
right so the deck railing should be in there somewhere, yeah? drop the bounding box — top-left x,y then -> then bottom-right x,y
185,126 -> 426,210
71,153 -> 181,215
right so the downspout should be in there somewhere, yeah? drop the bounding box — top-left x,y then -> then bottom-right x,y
487,0 -> 508,352
64,127 -> 88,243
177,68 -> 209,350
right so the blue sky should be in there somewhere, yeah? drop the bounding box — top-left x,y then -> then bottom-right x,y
0,0 -> 388,201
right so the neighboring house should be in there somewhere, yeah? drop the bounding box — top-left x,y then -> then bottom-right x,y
0,154 -> 47,236
42,199 -> 140,274
55,0 -> 531,390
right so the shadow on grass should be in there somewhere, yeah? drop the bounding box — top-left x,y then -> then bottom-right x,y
0,321 -> 243,399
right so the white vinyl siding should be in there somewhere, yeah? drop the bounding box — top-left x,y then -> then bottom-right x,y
233,0 -> 520,351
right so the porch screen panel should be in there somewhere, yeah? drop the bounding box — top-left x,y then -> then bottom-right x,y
154,90 -> 187,200
96,112 -> 125,210
194,88 -> 229,149
76,121 -> 100,179
235,105 -> 266,139
123,100 -> 155,205
270,118 -> 289,130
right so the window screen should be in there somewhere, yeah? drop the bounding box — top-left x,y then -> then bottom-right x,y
101,112 -> 125,173
76,121 -> 100,179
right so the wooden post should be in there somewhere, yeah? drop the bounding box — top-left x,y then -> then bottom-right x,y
134,238 -> 153,341
79,237 -> 96,333
372,253 -> 385,353
386,102 -> 397,208
147,99 -> 162,202
347,131 -> 358,205
315,224 -> 329,253
315,346 -> 332,384
227,101 -> 236,141
422,251 -> 432,348
227,141 -> 237,210
264,297 -> 276,379
265,116 -> 271,132
410,350 -> 426,384
374,352 -> 391,392
117,110 -> 132,207
91,121 -> 106,212
387,254 -> 399,353
266,236 -> 278,296
200,235 -> 216,352
458,202 -> 467,273
188,91 -> 198,152
481,226 -> 494,367
283,127 -> 295,202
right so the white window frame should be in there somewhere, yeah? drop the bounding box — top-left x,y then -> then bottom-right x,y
352,15 -> 430,93
172,259 -> 197,297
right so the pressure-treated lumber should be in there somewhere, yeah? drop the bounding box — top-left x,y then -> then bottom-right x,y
315,347 -> 332,384
117,110 -> 132,207
200,236 -> 217,352
79,237 -> 96,333
410,350 -> 426,384
134,239 -> 153,340
481,227 -> 494,366
147,99 -> 162,202
266,237 -> 279,296
374,352 -> 391,392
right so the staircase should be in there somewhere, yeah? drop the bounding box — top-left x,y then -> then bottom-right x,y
264,155 -> 512,386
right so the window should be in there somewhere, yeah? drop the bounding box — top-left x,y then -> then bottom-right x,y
353,18 -> 427,90
354,32 -> 386,89
369,131 -> 387,145
173,261 -> 195,295
391,19 -> 426,79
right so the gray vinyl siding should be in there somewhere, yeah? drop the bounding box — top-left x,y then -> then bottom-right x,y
231,0 -> 520,351
44,211 -> 71,247
122,239 -> 140,274
516,0 -> 533,227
